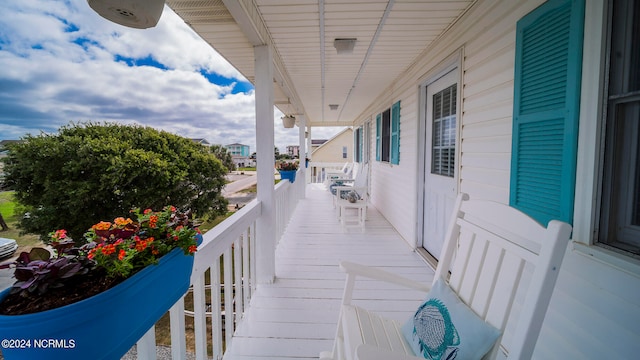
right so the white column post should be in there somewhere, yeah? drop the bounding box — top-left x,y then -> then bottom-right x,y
306,125 -> 312,183
254,44 -> 276,284
298,115 -> 307,197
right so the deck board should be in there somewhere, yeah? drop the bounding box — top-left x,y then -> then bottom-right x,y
223,184 -> 434,359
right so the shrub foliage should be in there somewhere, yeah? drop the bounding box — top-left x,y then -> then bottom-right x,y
2,123 -> 228,242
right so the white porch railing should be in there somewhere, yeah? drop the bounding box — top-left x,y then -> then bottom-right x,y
133,172 -> 303,360
307,161 -> 346,183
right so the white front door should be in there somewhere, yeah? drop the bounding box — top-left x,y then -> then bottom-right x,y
420,69 -> 459,260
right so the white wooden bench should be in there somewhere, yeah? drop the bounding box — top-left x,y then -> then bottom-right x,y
321,193 -> 572,360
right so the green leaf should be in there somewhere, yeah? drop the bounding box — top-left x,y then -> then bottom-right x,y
29,247 -> 51,261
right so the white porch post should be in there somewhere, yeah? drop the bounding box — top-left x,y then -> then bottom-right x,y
254,44 -> 276,284
306,125 -> 312,183
298,115 -> 307,196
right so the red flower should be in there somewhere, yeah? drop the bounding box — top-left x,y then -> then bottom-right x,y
188,245 -> 197,254
149,215 -> 158,228
118,249 -> 126,260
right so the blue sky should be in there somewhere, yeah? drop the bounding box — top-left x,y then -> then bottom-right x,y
0,0 -> 340,152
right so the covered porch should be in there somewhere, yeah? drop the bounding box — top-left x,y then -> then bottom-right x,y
131,180 -> 431,360
225,183 -> 431,359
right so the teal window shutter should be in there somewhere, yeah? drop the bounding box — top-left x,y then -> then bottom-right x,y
510,0 -> 584,226
390,101 -> 401,165
375,113 -> 381,161
358,126 -> 364,163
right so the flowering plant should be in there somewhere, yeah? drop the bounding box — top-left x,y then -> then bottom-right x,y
84,206 -> 199,278
1,206 -> 199,299
277,161 -> 299,171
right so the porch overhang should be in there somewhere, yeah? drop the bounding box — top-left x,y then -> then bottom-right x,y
166,0 -> 475,127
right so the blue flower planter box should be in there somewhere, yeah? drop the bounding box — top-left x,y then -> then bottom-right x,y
279,170 -> 297,183
0,247 -> 195,360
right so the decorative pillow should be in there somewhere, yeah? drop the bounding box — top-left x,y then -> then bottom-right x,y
329,181 -> 345,195
401,278 -> 501,360
341,190 -> 361,201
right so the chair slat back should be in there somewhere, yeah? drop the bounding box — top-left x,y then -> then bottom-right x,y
434,193 -> 572,359
353,163 -> 368,188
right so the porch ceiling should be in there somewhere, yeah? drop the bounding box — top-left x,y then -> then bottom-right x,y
167,0 -> 474,127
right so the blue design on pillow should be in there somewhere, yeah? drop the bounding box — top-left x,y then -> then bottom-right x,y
401,279 -> 501,359
413,299 -> 460,359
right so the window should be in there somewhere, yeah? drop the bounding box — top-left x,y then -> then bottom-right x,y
354,126 -> 363,163
381,109 -> 391,162
375,101 -> 401,164
431,84 -> 457,177
509,0 -> 584,226
598,0 -> 640,255
342,146 -> 348,159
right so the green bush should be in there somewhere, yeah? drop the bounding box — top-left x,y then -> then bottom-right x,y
2,122 -> 228,242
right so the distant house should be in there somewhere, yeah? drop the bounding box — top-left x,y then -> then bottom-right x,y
225,143 -> 250,157
225,143 -> 253,168
191,138 -> 211,146
285,145 -> 299,158
310,139 -> 327,153
310,128 -> 353,163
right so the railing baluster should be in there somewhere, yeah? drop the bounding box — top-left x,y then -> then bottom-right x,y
242,228 -> 250,308
234,236 -> 244,316
169,297 -> 186,359
192,273 -> 207,360
211,257 -> 223,359
223,247 -> 234,348
250,222 -> 257,296
136,325 -> 156,360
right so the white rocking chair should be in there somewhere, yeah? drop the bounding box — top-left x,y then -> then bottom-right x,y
321,193 -> 572,360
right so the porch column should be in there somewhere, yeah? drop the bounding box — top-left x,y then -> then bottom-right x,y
254,44 -> 275,284
298,115 -> 306,197
306,125 -> 312,183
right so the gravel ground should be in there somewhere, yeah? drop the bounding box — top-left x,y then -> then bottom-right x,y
121,345 -> 196,360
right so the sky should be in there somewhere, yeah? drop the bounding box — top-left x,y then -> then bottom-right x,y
0,0 -> 342,153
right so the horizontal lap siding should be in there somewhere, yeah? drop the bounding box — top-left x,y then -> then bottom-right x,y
461,5 -> 518,204
535,249 -> 640,359
368,87 -> 419,244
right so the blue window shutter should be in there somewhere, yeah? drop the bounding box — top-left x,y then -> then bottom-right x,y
375,113 -> 381,161
390,101 -> 401,165
510,0 -> 584,226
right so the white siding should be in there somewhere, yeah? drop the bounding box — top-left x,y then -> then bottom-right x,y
363,86 -> 419,244
355,0 -> 640,358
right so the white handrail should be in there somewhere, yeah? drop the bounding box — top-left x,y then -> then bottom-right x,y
137,179 -> 301,360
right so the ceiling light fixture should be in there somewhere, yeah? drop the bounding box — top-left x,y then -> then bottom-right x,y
333,38 -> 357,54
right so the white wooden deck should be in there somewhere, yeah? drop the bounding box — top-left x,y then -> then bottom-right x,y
224,184 -> 434,359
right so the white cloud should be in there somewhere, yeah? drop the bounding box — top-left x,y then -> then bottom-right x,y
0,0 -> 342,154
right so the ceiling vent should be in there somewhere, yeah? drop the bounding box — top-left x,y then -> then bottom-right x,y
333,38 -> 357,54
329,104 -> 339,110
87,0 -> 164,29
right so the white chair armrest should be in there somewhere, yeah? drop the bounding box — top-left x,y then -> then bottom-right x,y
340,261 -> 430,293
355,344 -> 423,360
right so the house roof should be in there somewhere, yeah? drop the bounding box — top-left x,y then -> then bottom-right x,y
311,128 -> 352,155
167,0 -> 474,128
191,138 -> 211,145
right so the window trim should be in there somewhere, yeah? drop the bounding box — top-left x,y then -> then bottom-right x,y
375,101 -> 401,165
572,0 -> 640,274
